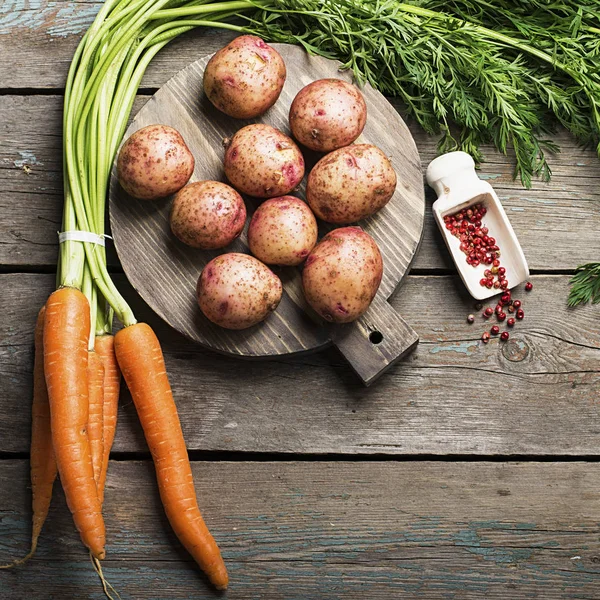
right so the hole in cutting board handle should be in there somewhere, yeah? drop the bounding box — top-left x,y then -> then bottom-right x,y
369,331 -> 384,345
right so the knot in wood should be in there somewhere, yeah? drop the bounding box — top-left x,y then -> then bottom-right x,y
502,338 -> 529,362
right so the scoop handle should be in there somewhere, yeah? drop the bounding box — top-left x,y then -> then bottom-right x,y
331,294 -> 419,386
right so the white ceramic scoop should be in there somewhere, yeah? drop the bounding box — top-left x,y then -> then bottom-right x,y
426,151 -> 529,300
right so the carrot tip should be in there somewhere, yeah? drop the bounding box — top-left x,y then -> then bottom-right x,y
0,546 -> 35,569
91,553 -> 121,600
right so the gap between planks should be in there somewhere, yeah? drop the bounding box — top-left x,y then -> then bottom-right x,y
0,266 -> 581,276
3,451 -> 600,462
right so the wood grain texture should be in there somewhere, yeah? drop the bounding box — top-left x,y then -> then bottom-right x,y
0,1 -> 237,89
2,14 -> 598,598
1,96 -> 599,270
1,460 -> 599,598
331,295 -> 419,384
1,273 -> 598,455
108,44 -> 424,377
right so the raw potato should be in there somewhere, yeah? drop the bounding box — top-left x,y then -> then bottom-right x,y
306,144 -> 397,224
248,196 -> 317,266
302,227 -> 383,323
203,35 -> 286,119
197,253 -> 283,329
117,124 -> 194,200
224,124 -> 305,198
289,79 -> 367,152
170,181 -> 246,249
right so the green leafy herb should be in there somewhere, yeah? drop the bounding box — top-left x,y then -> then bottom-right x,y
243,0 -> 600,187
568,263 -> 600,307
128,0 -> 600,186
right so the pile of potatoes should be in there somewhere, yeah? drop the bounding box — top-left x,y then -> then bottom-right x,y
117,36 -> 397,330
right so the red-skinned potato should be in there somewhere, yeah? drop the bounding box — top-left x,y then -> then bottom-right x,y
197,253 -> 282,330
170,181 -> 246,249
306,144 -> 397,224
248,196 -> 317,266
289,79 -> 367,152
203,35 -> 286,119
302,227 -> 383,323
117,124 -> 194,200
224,124 -> 305,198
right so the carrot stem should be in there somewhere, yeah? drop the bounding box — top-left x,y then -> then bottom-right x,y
60,28 -> 88,292
82,264 -> 97,350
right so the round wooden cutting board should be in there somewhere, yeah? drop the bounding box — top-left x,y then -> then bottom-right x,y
109,43 -> 425,385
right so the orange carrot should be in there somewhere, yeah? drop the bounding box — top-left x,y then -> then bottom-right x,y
44,287 -> 105,560
95,335 -> 121,504
114,323 -> 228,590
87,351 -> 105,487
0,306 -> 57,569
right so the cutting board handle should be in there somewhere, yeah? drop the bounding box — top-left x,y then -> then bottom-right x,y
331,295 -> 419,386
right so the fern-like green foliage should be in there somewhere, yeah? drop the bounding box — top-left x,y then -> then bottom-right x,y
568,263 -> 600,307
246,0 -> 600,187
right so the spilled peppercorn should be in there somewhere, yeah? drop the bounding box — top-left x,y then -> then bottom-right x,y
465,282 -> 533,343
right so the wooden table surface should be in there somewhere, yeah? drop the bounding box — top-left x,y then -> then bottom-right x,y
1,4 -> 599,599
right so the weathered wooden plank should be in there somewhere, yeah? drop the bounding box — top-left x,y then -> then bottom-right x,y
1,273 -> 598,455
0,0 -> 237,89
1,95 -> 600,270
1,460 -> 599,598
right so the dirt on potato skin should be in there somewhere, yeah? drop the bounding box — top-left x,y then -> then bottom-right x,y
197,253 -> 283,330
306,144 -> 397,224
117,124 -> 194,200
302,227 -> 383,324
224,124 -> 305,198
289,78 -> 367,153
248,196 -> 318,266
203,35 -> 286,119
170,181 -> 247,249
